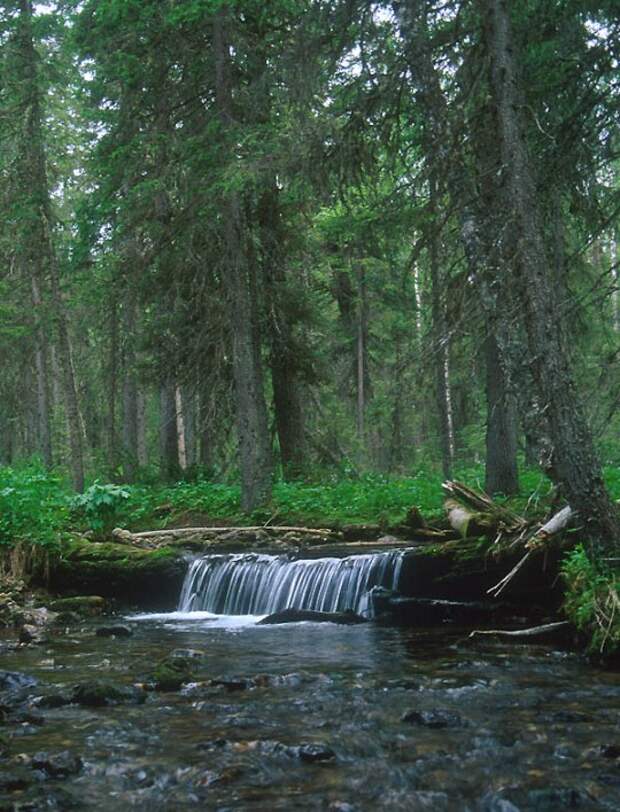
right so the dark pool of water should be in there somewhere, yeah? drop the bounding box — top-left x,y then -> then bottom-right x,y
1,614 -> 619,810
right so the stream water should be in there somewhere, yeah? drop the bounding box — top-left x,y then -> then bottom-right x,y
1,554 -> 620,810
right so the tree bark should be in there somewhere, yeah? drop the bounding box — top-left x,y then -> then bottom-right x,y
159,380 -> 179,482
15,0 -> 84,491
30,275 -> 53,468
214,7 -> 272,510
257,186 -> 305,475
483,0 -> 619,551
484,333 -> 518,494
122,287 -> 139,481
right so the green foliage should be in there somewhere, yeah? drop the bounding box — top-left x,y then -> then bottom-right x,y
562,545 -> 620,655
0,463 -> 68,548
70,481 -> 131,538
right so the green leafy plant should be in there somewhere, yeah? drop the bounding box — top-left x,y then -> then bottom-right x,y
0,463 -> 68,548
562,545 -> 620,655
70,481 -> 131,539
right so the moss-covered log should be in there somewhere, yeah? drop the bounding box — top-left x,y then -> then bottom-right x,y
43,537 -> 187,609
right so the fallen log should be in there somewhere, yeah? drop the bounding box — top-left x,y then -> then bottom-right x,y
442,481 -> 526,532
113,525 -> 341,542
526,505 -> 575,548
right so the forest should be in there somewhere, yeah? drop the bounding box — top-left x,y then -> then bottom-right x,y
1,2 -> 620,808
2,0 -> 620,634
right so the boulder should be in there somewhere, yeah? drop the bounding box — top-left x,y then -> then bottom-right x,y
257,609 -> 367,625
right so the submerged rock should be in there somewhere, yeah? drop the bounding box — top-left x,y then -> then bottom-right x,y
0,670 -> 37,694
199,737 -> 336,763
95,624 -> 132,638
257,609 -> 366,625
401,709 -> 465,728
151,656 -> 193,691
72,680 -> 146,707
31,751 -> 83,778
19,623 -> 49,644
34,691 -> 73,710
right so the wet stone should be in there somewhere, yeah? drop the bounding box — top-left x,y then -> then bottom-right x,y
295,743 -> 336,763
95,624 -> 132,638
401,709 -> 465,729
526,787 -> 595,809
72,681 -> 146,707
0,671 -> 36,694
152,656 -> 193,691
34,692 -> 73,710
31,751 -> 82,778
0,768 -> 33,792
170,648 -> 205,659
548,710 -> 593,724
480,792 -> 522,812
19,624 -> 48,645
598,744 -> 620,759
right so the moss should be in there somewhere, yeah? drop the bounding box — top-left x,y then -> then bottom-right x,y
151,655 -> 193,691
48,596 -> 107,615
43,536 -> 186,609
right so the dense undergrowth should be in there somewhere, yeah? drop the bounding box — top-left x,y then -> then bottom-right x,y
2,461 -> 619,657
0,461 -> 561,546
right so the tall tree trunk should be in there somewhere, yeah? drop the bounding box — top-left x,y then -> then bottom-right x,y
175,386 -> 187,471
159,381 -> 179,482
17,0 -> 84,491
257,186 -> 305,475
214,8 -> 272,510
30,275 -> 53,468
610,232 -> 619,332
121,281 -> 140,480
429,181 -> 455,479
483,0 -> 619,550
107,293 -> 119,471
484,333 -> 518,494
396,0 -> 519,488
356,264 -> 369,443
137,390 -> 147,467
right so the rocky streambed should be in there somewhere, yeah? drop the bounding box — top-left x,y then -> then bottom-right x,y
1,609 -> 620,811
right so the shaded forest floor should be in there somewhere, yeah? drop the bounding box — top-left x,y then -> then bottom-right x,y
0,461 -> 585,545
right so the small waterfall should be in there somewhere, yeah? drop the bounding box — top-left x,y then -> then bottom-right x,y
178,551 -> 404,617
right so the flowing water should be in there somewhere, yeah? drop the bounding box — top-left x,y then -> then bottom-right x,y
178,551 -> 404,616
1,553 -> 620,811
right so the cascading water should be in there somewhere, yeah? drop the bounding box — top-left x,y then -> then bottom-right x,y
178,551 -> 404,618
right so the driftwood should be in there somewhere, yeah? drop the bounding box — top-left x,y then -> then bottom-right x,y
468,621 -> 573,645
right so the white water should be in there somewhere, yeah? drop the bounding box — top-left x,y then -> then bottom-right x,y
177,551 -> 404,618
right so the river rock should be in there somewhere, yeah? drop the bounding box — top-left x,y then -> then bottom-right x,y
72,680 -> 146,707
95,624 -> 133,638
294,743 -> 336,763
0,670 -> 37,693
19,623 -> 48,644
257,609 -> 366,625
49,595 -> 107,616
401,709 -> 464,728
31,750 -> 83,778
152,655 -> 193,691
0,768 -> 32,792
